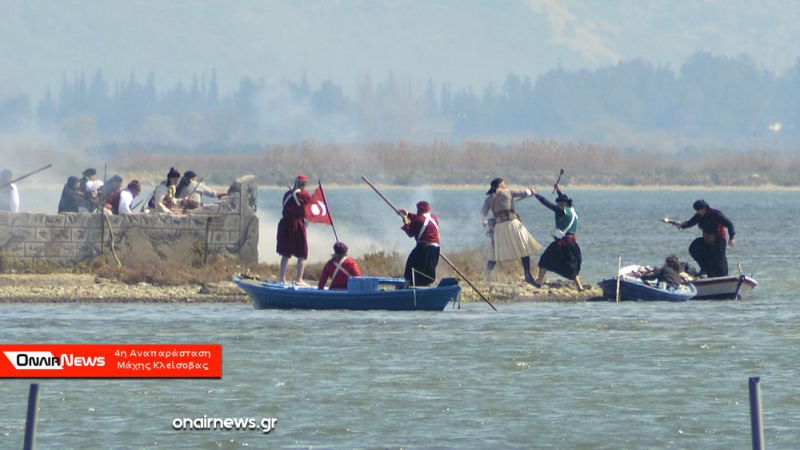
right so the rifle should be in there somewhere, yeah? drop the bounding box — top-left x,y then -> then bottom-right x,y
0,164 -> 53,190
180,177 -> 205,212
662,218 -> 682,227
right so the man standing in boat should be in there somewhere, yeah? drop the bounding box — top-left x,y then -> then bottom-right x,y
480,178 -> 541,284
530,184 -> 584,291
671,199 -> 735,277
399,201 -> 440,287
318,242 -> 362,290
277,175 -> 311,284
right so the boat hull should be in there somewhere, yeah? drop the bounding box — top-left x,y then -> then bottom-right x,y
233,277 -> 460,311
598,278 -> 697,302
691,275 -> 758,300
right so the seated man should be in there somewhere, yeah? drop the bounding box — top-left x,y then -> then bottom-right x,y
318,242 -> 362,290
642,255 -> 686,289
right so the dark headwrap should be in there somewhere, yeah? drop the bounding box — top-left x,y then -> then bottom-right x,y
556,192 -> 573,206
66,176 -> 80,190
127,180 -> 141,192
693,199 -> 709,211
416,201 -> 431,214
333,242 -> 348,254
109,175 -> 123,184
167,167 -> 181,179
82,168 -> 97,177
487,177 -> 503,195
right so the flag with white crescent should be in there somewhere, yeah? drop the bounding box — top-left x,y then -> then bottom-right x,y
306,184 -> 332,225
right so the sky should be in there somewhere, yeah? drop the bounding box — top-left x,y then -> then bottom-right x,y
2,0 -> 800,100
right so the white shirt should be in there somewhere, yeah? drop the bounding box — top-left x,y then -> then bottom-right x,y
177,180 -> 216,204
118,190 -> 135,214
0,184 -> 19,212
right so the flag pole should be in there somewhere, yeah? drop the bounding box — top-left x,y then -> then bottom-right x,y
318,180 -> 339,242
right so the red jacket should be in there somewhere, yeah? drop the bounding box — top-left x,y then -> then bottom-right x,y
318,257 -> 362,290
402,213 -> 440,244
282,189 -> 310,220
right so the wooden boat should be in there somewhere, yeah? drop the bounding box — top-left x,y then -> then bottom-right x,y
597,265 -> 697,302
690,274 -> 758,300
233,276 -> 461,311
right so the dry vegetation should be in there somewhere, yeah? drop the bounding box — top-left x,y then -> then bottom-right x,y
0,247 -> 524,287
101,140 -> 800,187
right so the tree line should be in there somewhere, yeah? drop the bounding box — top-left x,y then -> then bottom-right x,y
0,52 -> 798,149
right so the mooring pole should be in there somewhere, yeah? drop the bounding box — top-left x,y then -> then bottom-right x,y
23,383 -> 40,450
749,376 -> 764,450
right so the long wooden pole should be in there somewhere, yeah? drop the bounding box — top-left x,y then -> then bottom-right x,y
23,383 -> 39,450
0,164 -> 52,190
361,176 -> 498,312
553,168 -> 564,193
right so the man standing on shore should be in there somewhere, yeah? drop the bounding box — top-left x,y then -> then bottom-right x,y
672,199 -> 735,277
531,184 -> 584,291
277,175 -> 311,284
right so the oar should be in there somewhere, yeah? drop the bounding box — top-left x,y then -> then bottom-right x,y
361,176 -> 498,312
0,164 -> 53,190
552,168 -> 564,193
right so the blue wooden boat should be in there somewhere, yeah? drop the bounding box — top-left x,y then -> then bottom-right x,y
233,276 -> 461,311
597,265 -> 697,302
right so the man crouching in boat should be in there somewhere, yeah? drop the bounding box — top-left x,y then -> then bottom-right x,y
531,185 -> 584,291
318,242 -> 362,290
672,199 -> 735,277
399,201 -> 440,287
277,175 -> 311,284
641,255 -> 688,289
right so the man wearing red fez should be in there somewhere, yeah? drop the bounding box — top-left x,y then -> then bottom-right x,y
398,200 -> 440,287
277,175 -> 312,284
317,241 -> 362,290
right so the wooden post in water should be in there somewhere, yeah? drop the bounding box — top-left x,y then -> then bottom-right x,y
23,383 -> 40,450
615,256 -> 622,303
749,376 -> 764,450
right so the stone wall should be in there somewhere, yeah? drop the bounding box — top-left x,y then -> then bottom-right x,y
0,175 -> 258,269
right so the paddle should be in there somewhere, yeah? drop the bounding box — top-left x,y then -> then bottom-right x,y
0,164 -> 53,190
361,176 -> 498,312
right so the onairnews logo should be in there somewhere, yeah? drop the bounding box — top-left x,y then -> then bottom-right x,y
3,351 -> 105,370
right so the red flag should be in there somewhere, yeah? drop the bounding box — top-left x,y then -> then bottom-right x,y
306,185 -> 332,225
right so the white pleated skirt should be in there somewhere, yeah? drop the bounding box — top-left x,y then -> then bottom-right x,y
486,219 -> 541,262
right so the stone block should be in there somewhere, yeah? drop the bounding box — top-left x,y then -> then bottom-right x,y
44,242 -> 79,257
72,228 -> 101,242
25,242 -> 46,257
210,231 -> 229,244
1,241 -> 25,257
36,227 -> 71,242
207,215 -> 225,231
0,212 -> 8,226
10,213 -> 31,227
0,226 -> 35,242
45,214 -> 67,227
63,213 -> 101,228
223,214 -> 240,231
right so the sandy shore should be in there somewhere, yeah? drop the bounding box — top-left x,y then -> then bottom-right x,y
0,274 -> 602,304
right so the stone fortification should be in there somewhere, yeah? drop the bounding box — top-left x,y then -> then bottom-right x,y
0,175 -> 258,269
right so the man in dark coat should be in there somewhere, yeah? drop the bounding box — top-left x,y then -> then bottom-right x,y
399,201 -> 440,287
672,199 -> 736,277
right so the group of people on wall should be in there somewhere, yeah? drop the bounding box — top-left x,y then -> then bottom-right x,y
0,166 -> 225,216
275,175 -> 736,291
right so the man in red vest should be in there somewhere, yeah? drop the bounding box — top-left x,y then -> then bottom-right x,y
318,242 -> 362,290
399,201 -> 440,287
277,175 -> 311,284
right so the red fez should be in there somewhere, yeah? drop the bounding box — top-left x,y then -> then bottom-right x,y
416,201 -> 431,213
333,242 -> 348,254
296,174 -> 308,182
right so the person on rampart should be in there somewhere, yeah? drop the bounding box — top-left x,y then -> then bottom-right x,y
0,169 -> 20,213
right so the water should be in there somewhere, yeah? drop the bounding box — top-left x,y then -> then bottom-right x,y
2,189 -> 799,448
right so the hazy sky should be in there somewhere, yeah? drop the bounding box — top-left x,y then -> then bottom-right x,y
3,0 -> 800,99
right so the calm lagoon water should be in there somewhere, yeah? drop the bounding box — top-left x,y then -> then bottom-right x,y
1,188 -> 798,448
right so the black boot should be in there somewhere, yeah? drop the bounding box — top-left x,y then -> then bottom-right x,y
521,256 -> 535,284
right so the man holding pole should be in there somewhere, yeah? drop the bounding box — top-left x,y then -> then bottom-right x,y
0,169 -> 20,212
399,201 -> 440,287
277,175 -> 311,284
